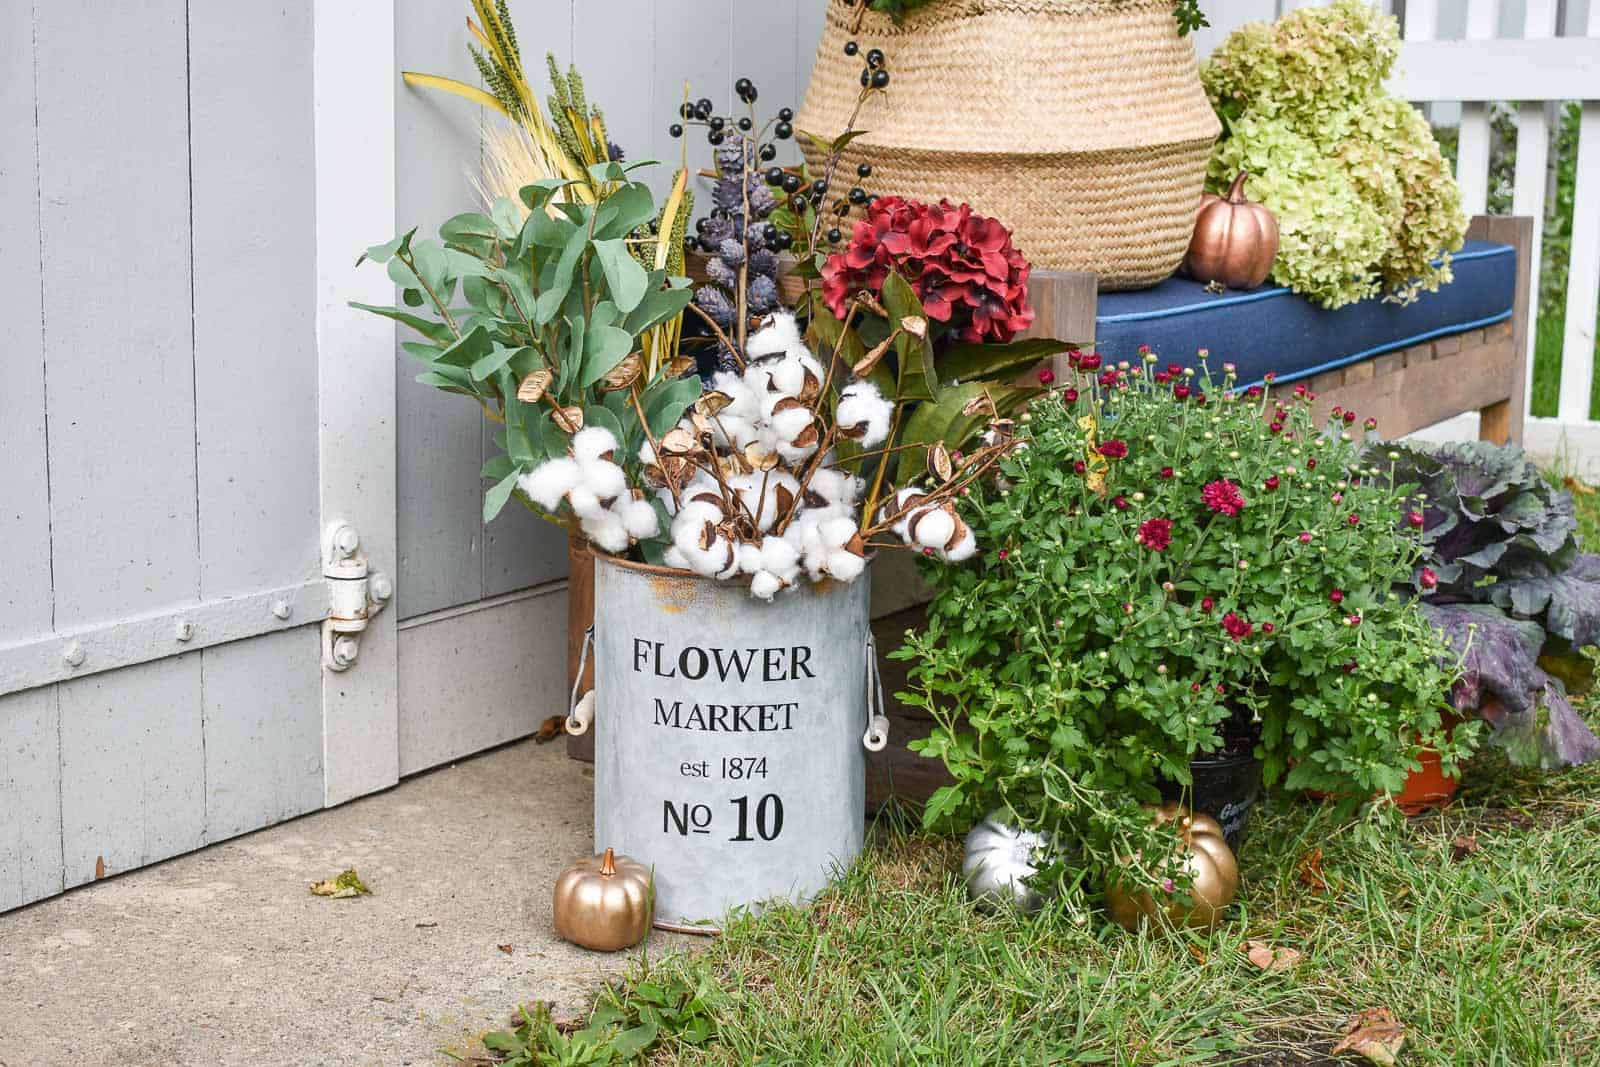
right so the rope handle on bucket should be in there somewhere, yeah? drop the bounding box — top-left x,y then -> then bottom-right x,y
566,626 -> 595,736
863,633 -> 890,752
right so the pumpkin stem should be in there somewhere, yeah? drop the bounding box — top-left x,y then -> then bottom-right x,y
600,847 -> 616,877
1226,171 -> 1250,203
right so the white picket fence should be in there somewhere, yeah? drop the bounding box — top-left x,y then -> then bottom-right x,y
1201,0 -> 1600,475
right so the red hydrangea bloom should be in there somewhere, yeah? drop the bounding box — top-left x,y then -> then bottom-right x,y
1136,518 -> 1173,551
1201,479 -> 1247,517
1221,612 -> 1253,641
1097,439 -> 1128,459
820,196 -> 1033,342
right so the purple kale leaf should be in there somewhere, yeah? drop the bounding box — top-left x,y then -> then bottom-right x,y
1420,601 -> 1600,767
1489,553 -> 1600,651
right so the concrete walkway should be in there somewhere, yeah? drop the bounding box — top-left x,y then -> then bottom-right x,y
0,740 -> 695,1067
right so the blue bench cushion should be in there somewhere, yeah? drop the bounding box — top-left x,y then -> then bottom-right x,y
1091,241 -> 1517,388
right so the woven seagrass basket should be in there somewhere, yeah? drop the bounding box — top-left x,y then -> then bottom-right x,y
795,0 -> 1220,290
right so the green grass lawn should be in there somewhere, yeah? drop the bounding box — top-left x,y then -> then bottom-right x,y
470,494 -> 1600,1067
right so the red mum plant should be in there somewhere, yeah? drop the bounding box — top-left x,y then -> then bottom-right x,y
822,196 -> 1034,343
1201,479 -> 1247,517
1221,611 -> 1254,641
1136,517 -> 1173,551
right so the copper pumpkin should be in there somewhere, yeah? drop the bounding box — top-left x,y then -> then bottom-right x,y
1182,172 -> 1279,290
1106,804 -> 1239,931
552,848 -> 653,952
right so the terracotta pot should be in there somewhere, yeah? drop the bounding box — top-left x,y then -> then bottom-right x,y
1395,713 -> 1465,815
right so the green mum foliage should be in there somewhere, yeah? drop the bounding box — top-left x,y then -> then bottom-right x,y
1202,0 -> 1466,308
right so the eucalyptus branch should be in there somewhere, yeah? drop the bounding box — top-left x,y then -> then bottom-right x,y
398,249 -> 462,338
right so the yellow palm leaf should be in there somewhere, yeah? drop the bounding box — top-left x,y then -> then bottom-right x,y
399,72 -> 508,116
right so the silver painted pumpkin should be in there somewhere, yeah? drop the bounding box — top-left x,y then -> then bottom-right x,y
962,811 -> 1052,913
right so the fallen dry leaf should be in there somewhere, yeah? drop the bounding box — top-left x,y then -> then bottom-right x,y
1451,834 -> 1480,861
1563,474 -> 1596,496
1331,1007 -> 1406,1066
1296,847 -> 1328,892
497,943 -> 514,955
1186,943 -> 1208,965
534,715 -> 565,744
1241,940 -> 1303,972
310,868 -> 371,899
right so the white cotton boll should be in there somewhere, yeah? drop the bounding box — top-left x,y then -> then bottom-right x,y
712,371 -> 761,420
663,545 -> 690,570
884,488 -> 923,541
745,311 -> 805,360
580,458 -> 627,502
836,381 -> 893,447
573,426 -> 619,464
568,485 -> 606,521
749,570 -> 783,601
737,541 -> 766,576
910,508 -> 956,550
580,510 -> 630,553
655,486 -> 679,516
818,516 -> 859,551
942,529 -> 977,562
764,351 -> 823,398
777,438 -> 820,467
758,536 -> 800,576
768,401 -> 814,443
619,496 -> 659,539
809,468 -> 863,508
671,499 -> 723,541
826,548 -> 866,582
715,414 -> 760,451
519,458 -> 581,510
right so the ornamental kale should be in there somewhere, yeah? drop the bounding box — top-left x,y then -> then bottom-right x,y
1384,439 -> 1600,767
897,354 -> 1470,901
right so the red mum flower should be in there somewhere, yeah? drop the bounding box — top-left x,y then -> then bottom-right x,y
1077,352 -> 1103,371
1136,518 -> 1173,551
1263,476 -> 1281,492
1154,371 -> 1172,384
820,196 -> 1034,342
1407,511 -> 1425,528
1160,466 -> 1175,480
1166,363 -> 1182,375
1037,367 -> 1056,386
1348,514 -> 1361,526
1113,495 -> 1130,511
1420,566 -> 1439,590
1262,622 -> 1276,634
1073,460 -> 1087,474
1201,480 -> 1247,517
1200,596 -> 1215,613
1306,458 -> 1317,470
1299,531 -> 1313,543
1342,410 -> 1357,425
1247,385 -> 1264,398
1098,439 -> 1129,459
1063,388 -> 1079,402
1221,611 -> 1253,641
1173,384 -> 1192,401
1329,589 -> 1345,603
1268,422 -> 1283,434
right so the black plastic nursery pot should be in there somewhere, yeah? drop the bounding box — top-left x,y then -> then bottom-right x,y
1158,750 -> 1264,855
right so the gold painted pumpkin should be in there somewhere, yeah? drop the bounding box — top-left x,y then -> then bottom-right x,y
553,847 -> 653,952
1182,172 -> 1279,290
1106,804 -> 1239,931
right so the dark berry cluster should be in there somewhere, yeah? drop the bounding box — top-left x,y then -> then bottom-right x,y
670,78 -> 800,370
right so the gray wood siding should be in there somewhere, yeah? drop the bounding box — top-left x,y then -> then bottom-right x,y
2,0 -> 325,911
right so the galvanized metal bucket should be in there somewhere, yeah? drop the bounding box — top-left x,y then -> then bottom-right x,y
570,553 -> 884,933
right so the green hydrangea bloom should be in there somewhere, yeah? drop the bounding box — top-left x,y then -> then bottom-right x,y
1202,0 -> 1465,308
